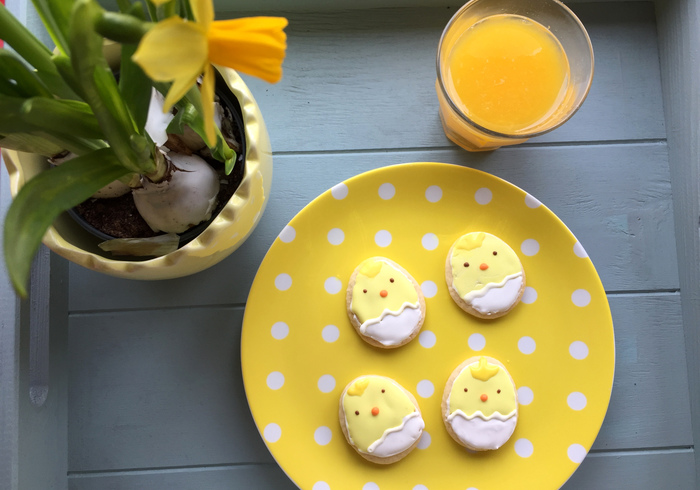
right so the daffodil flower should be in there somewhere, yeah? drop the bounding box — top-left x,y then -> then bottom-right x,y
133,0 -> 287,145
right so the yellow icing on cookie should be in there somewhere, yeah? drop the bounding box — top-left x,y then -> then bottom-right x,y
455,232 -> 486,251
470,356 -> 500,381
342,376 -> 417,453
450,232 -> 522,296
351,259 -> 418,323
449,357 -> 516,418
347,378 -> 369,397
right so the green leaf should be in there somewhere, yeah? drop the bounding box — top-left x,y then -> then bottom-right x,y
3,147 -> 131,297
69,0 -> 154,173
0,51 -> 52,98
0,133 -> 65,157
118,6 -> 151,133
21,98 -> 104,140
0,4 -> 77,99
30,0 -> 73,56
52,53 -> 85,99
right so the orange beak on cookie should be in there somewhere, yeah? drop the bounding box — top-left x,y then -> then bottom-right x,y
479,263 -> 489,271
480,394 -> 488,402
380,290 -> 388,298
371,407 -> 380,416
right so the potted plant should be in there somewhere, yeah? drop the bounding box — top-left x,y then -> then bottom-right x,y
0,0 -> 287,296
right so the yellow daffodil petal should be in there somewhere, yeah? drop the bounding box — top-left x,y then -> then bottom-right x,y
162,72 -> 200,113
200,64 -> 216,146
208,17 -> 288,83
133,16 -> 207,82
190,0 -> 213,28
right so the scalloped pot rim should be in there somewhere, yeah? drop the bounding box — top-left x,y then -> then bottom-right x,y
2,67 -> 273,281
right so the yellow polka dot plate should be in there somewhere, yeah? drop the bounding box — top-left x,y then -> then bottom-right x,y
241,162 -> 615,490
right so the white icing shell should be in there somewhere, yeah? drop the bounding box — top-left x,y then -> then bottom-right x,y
463,272 -> 523,316
447,409 -> 517,450
358,302 -> 422,346
365,411 -> 425,457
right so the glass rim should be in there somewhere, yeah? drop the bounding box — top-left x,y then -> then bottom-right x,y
436,0 -> 595,140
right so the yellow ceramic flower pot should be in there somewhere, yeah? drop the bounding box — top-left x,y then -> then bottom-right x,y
2,67 -> 272,280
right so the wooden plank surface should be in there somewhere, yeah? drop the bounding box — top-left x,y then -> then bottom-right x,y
69,143 -> 677,311
655,0 -> 700,485
67,450 -> 697,490
60,1 -> 695,489
66,294 -> 690,473
234,2 -> 665,152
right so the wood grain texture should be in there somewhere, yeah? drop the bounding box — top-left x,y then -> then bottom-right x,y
655,0 -> 700,485
65,450 -> 697,489
69,143 -> 677,312
66,294 -> 689,473
231,3 -> 664,153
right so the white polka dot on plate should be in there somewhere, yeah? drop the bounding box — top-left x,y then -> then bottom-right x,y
274,273 -> 292,291
327,228 -> 344,245
417,380 -> 435,398
572,289 -> 591,307
331,183 -> 348,200
314,426 -> 332,446
468,333 -> 486,351
264,423 -> 281,443
514,438 -> 534,458
568,444 -> 587,464
518,386 -> 534,405
467,488 -> 479,490
525,193 -> 542,208
313,482 -> 330,490
421,233 -> 439,251
266,371 -> 284,390
419,331 -> 436,348
574,241 -> 588,258
475,187 -> 492,205
363,483 -> 379,490
378,183 -> 395,200
278,225 -> 296,243
425,185 -> 443,203
518,336 -> 536,355
421,281 -> 438,298
417,431 -> 431,449
375,230 -> 392,247
413,485 -> 429,490
521,287 -> 537,304
567,392 -> 587,411
324,277 -> 342,294
318,375 -> 336,393
569,341 -> 589,360
322,325 -> 340,343
270,322 -> 289,340
521,239 -> 540,256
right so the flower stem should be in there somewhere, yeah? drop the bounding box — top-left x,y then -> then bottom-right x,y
96,11 -> 152,45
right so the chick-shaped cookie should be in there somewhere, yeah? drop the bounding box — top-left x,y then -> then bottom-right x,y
446,232 -> 525,319
340,375 -> 425,464
347,257 -> 426,348
442,356 -> 518,451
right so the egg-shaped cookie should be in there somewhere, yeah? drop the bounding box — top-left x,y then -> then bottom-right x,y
442,356 -> 518,451
446,232 -> 525,319
347,257 -> 426,348
339,375 -> 425,464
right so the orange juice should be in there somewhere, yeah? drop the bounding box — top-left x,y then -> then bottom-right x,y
445,14 -> 570,134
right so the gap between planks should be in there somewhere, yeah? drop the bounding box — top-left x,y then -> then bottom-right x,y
65,446 -> 695,478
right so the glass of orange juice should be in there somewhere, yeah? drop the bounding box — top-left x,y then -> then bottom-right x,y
436,0 -> 594,151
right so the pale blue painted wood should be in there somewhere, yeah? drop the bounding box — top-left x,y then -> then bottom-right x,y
2,0 -> 693,488
66,294 -> 689,473
231,3 -> 664,153
69,143 -> 677,311
656,0 -> 700,484
66,451 -> 697,489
